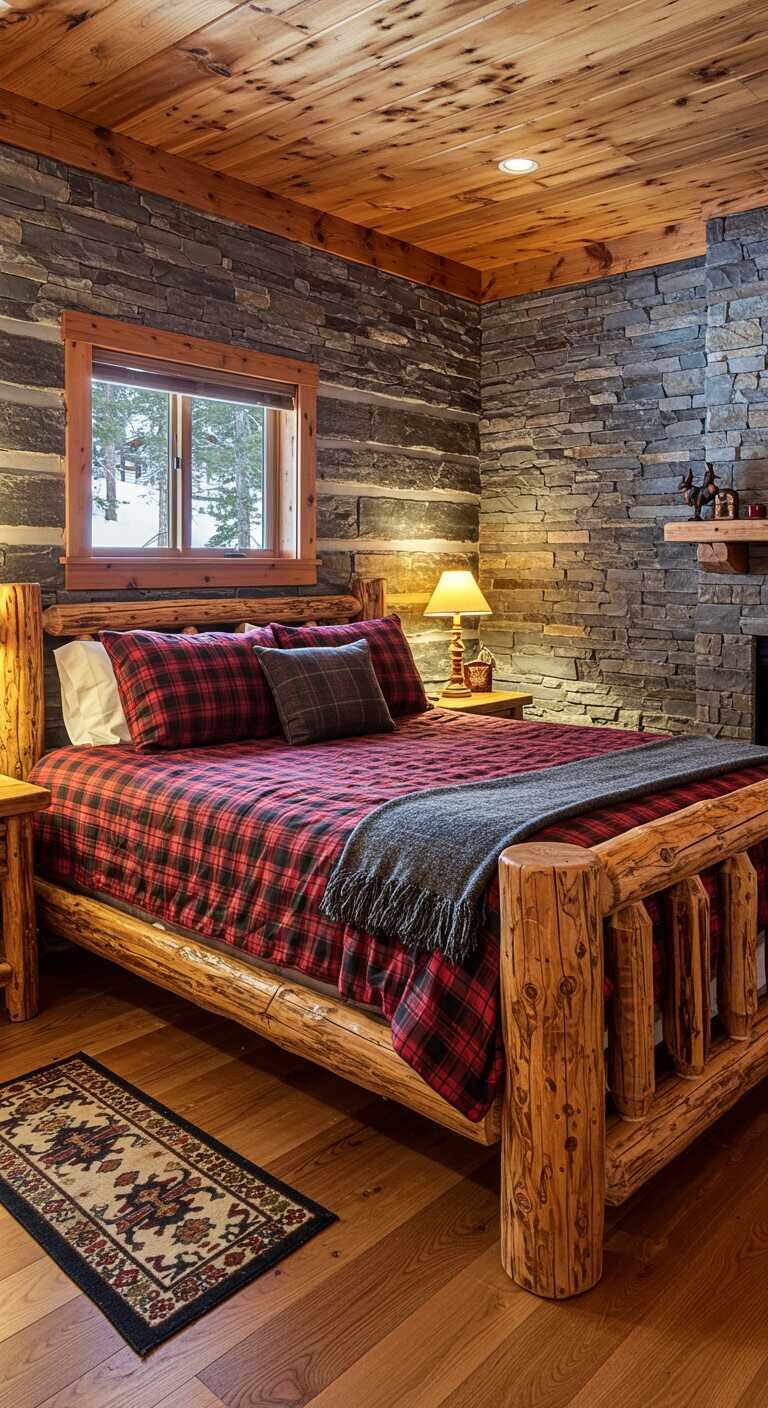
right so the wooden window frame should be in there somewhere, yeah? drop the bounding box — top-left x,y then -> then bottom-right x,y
61,312 -> 318,590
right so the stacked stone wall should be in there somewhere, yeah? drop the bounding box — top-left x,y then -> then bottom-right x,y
480,261 -> 708,731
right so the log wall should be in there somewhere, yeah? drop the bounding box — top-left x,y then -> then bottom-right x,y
0,142 -> 480,744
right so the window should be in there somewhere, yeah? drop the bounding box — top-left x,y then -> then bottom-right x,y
62,313 -> 317,589
89,375 -> 273,553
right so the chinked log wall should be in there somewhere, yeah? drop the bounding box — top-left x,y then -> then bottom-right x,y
0,141 -> 480,744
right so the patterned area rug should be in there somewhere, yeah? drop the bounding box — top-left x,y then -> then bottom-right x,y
0,1053 -> 336,1354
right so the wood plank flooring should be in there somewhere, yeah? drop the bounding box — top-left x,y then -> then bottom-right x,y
2,949 -> 768,1408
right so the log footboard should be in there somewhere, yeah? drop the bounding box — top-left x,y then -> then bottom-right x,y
498,777 -> 768,1299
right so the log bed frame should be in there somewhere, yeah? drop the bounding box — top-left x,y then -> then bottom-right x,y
2,576 -> 768,1300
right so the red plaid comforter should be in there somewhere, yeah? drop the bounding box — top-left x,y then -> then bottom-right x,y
30,712 -> 768,1121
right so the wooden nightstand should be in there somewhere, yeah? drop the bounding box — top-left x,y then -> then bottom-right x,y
0,776 -> 50,1022
428,690 -> 533,720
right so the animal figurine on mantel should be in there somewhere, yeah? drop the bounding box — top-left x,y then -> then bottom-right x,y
680,465 -> 719,520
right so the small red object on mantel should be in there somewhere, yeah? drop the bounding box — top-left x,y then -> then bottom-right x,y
748,503 -> 767,519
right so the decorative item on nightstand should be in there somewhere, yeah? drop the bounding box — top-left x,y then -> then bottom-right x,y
464,644 -> 497,692
424,570 -> 491,699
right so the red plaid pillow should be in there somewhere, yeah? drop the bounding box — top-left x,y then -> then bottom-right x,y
270,615 -> 428,717
101,626 -> 278,750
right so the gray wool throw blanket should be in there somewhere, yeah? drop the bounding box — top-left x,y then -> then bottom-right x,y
321,735 -> 768,964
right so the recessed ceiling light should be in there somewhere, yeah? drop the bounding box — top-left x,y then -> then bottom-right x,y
498,156 -> 539,174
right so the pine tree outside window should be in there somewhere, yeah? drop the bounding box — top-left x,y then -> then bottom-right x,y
62,314 -> 317,590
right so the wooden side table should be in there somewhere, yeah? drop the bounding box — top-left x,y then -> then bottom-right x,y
0,776 -> 50,1021
429,690 -> 533,720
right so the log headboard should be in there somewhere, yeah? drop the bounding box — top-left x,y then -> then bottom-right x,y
0,575 -> 385,782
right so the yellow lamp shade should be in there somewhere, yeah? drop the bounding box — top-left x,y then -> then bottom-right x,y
424,570 -> 491,618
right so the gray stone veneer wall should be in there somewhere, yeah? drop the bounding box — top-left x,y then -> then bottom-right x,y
0,143 -> 480,743
480,260 -> 708,733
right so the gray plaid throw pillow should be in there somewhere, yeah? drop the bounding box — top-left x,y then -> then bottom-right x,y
253,638 -> 395,745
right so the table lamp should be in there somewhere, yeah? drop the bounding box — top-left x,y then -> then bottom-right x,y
424,569 -> 491,698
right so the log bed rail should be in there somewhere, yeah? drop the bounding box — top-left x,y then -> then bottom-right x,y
2,579 -> 768,1301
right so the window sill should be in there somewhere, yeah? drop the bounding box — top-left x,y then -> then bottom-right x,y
62,556 -> 318,591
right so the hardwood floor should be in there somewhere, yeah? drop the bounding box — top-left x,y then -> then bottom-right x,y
2,950 -> 768,1408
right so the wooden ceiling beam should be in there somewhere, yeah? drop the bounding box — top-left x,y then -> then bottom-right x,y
0,88 -> 481,301
415,181 -> 731,262
0,88 -> 720,304
479,220 -> 707,302
1,0 -> 766,282
420,143 -> 768,264
0,89 -> 762,306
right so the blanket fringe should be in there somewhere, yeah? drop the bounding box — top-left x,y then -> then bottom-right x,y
321,867 -> 481,964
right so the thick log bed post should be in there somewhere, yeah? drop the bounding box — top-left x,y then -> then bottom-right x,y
0,583 -> 44,783
0,583 -> 45,1020
351,573 -> 386,620
498,842 -> 606,1299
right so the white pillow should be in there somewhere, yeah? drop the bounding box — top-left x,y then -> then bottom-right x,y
54,640 -> 131,746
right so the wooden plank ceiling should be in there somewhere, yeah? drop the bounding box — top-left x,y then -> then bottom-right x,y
0,0 -> 767,298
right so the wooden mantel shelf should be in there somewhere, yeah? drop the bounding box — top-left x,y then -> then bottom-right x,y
664,520 -> 768,573
664,521 -> 768,542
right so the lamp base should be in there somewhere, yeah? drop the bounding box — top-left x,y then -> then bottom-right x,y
440,613 -> 472,697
